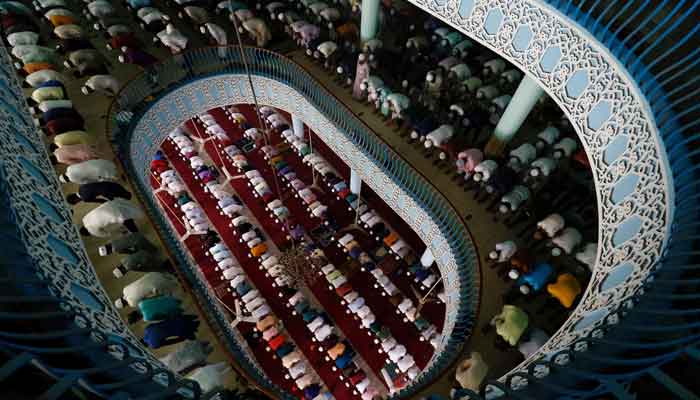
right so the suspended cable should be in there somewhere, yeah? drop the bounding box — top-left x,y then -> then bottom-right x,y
229,2 -> 294,245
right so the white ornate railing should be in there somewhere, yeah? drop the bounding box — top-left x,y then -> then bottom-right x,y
406,0 -> 674,377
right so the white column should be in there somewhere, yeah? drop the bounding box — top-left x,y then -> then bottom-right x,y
360,0 -> 381,42
350,169 -> 362,194
420,248 -> 435,267
486,76 -> 545,156
292,114 -> 304,139
493,76 -> 545,142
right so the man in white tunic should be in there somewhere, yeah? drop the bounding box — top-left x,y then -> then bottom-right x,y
59,159 -> 119,184
79,198 -> 144,237
114,272 -> 178,308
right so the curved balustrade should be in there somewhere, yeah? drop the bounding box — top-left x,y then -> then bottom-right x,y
403,0 -> 700,397
107,46 -> 480,398
0,47 -> 203,398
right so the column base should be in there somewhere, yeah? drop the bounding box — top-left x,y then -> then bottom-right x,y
484,136 -> 508,158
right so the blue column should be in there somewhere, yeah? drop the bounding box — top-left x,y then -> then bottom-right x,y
350,169 -> 362,194
360,0 -> 381,42
485,75 -> 545,156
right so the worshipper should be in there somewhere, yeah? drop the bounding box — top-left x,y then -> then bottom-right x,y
534,213 -> 565,241
31,85 -> 65,105
66,181 -> 131,204
200,22 -> 227,46
138,7 -> 168,33
53,130 -> 91,148
128,295 -> 183,323
241,18 -> 271,47
141,314 -> 200,349
517,328 -> 549,359
114,272 -> 178,308
81,74 -> 120,96
53,23 -> 84,40
7,31 -> 39,47
352,53 -> 370,100
64,48 -> 108,77
516,262 -> 554,295
24,69 -> 66,88
187,361 -> 231,393
159,340 -> 213,374
455,351 -> 489,393
79,198 -> 144,237
488,240 -> 517,263
118,46 -> 158,68
546,273 -> 582,309
112,249 -> 168,278
45,115 -> 84,136
50,143 -> 100,165
85,0 -> 115,20
58,158 -> 118,184
550,227 -> 582,257
488,304 -> 529,346
575,242 -> 597,271
156,24 -> 189,54
98,232 -> 156,256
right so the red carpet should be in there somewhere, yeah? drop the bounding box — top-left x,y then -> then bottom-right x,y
191,107 -> 437,367
151,104 -> 448,396
157,142 -> 359,399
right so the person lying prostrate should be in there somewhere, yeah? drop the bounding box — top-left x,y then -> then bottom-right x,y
7,31 -> 39,46
25,69 -> 65,88
53,23 -> 83,39
181,6 -> 209,25
59,158 -> 118,184
106,24 -> 131,38
107,31 -> 139,50
138,7 -> 168,32
45,8 -> 77,26
79,198 -> 144,237
56,37 -> 94,54
1,0 -> 35,14
126,0 -> 152,10
98,232 -> 156,256
455,351 -> 488,392
142,314 -> 200,349
31,85 -> 65,104
12,45 -> 57,65
114,272 -> 178,308
187,362 -> 230,394
159,340 -> 212,374
156,24 -> 189,53
128,295 -> 183,323
113,249 -> 166,278
64,48 -> 108,77
37,97 -> 71,113
118,46 -> 158,68
241,18 -> 272,47
200,22 -> 227,45
33,0 -> 67,12
51,143 -> 100,165
81,74 -> 120,97
53,130 -> 90,147
66,181 -> 132,204
86,0 -> 115,19
2,13 -> 37,37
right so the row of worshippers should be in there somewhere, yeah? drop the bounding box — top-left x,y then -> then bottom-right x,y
305,242 -> 425,392
1,2 -> 234,394
151,146 -> 353,400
